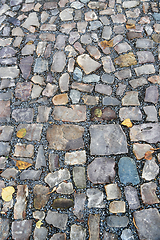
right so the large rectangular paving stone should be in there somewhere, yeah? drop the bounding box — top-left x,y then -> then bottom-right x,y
90,124 -> 128,155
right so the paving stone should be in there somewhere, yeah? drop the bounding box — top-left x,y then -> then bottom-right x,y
34,185 -> 50,209
102,56 -> 115,73
12,220 -> 32,240
45,168 -> 70,188
42,83 -> 58,97
122,91 -> 140,106
144,86 -> 159,104
47,124 -> 84,150
0,126 -> 13,141
115,69 -> 132,80
16,124 -> 43,141
19,56 -> 33,80
73,166 -> 86,188
107,216 -> 129,228
0,66 -> 19,79
46,211 -> 68,230
91,107 -> 117,121
88,214 -> 100,239
72,82 -> 94,93
20,170 -> 42,180
137,51 -> 155,64
65,150 -> 86,165
124,186 -> 140,210
103,231 -> 118,240
77,54 -> 101,74
103,96 -> 120,106
12,108 -> 33,122
143,106 -> 158,122
37,106 -> 51,123
51,51 -> 66,72
134,64 -> 155,76
31,85 -> 43,99
52,198 -> 74,209
105,183 -> 121,200
130,123 -> 160,143
133,143 -> 153,160
70,224 -> 86,240
82,95 -> 99,105
0,142 -> 10,156
1,168 -> 18,179
148,75 -> 160,85
73,193 -> 86,219
87,157 -> 115,184
129,77 -> 148,88
136,39 -> 153,49
114,42 -> 131,54
119,107 -> 142,121
86,45 -> 101,59
15,82 -> 32,101
109,201 -> 125,213
35,145 -> 46,169
133,208 -> 160,240
59,73 -> 69,92
142,158 -> 159,181
56,182 -> 74,194
0,158 -> 6,169
33,211 -> 45,220
60,8 -> 73,21
90,124 -> 128,155
49,153 -> 59,172
0,218 -> 9,240
116,83 -> 126,96
101,74 -> 114,84
50,233 -> 66,240
87,188 -> 105,208
141,182 -> 159,205
118,157 -> 140,185
83,74 -> 100,83
114,52 -> 137,67
14,185 -> 28,219
34,227 -> 48,240
121,229 -> 134,240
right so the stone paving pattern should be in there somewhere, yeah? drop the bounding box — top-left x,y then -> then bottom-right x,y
0,0 -> 160,239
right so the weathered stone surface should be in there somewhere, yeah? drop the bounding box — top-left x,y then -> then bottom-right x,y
53,105 -> 86,122
49,153 -> 59,172
130,123 -> 160,143
103,231 -> 118,240
35,145 -> 46,169
20,170 -> 42,180
114,52 -> 137,67
143,106 -> 158,122
144,85 -> 159,104
109,201 -> 125,213
137,51 -> 155,64
114,42 -> 131,54
47,124 -> 84,150
122,91 -> 140,106
59,73 -> 69,92
0,218 -> 9,240
52,198 -> 74,209
90,124 -> 128,155
87,157 -> 115,184
121,229 -> 134,240
91,107 -> 117,121
0,66 -> 19,79
0,158 -> 6,169
50,233 -> 66,240
141,182 -> 159,205
33,185 -> 49,209
37,106 -> 51,123
0,126 -> 13,141
133,143 -> 153,160
0,100 -> 10,122
82,95 -> 99,105
12,108 -> 33,122
77,54 -> 101,74
73,166 -> 86,188
83,74 -> 100,83
56,182 -> 74,194
33,211 -> 45,220
51,51 -> 66,72
16,124 -> 43,141
45,168 -> 70,188
0,142 -> 10,156
19,56 -> 33,80
87,188 -> 105,208
118,157 -> 140,185
15,82 -> 32,101
142,158 -> 159,181
14,185 -> 28,220
133,208 -> 160,240
52,93 -> 68,105
125,186 -> 140,209
14,144 -> 34,158
88,214 -> 100,240
70,224 -> 86,240
12,220 -> 32,240
148,75 -> 160,85
72,82 -> 94,93
102,56 -> 115,73
42,83 -> 58,97
73,193 -> 86,219
65,150 -> 86,165
105,183 -> 121,200
34,227 -> 48,240
134,64 -> 155,76
1,168 -> 18,179
46,211 -> 68,230
107,216 -> 129,228
119,107 -> 142,121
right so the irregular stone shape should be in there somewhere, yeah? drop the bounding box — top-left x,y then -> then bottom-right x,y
114,42 -> 131,54
0,100 -> 10,122
49,153 -> 59,172
72,82 -> 94,93
73,193 -> 86,219
130,123 -> 160,143
52,93 -> 69,105
87,188 -> 105,208
142,158 -> 159,181
0,126 -> 14,141
33,211 -> 45,220
20,170 -> 42,181
73,67 -> 82,81
0,142 -> 10,156
47,124 -> 84,150
70,224 -> 86,240
124,186 -> 140,210
70,90 -> 80,103
122,91 -> 140,106
73,166 -> 86,188
0,218 -> 9,240
119,107 -> 142,121
102,26 -> 112,40
1,168 -> 18,179
102,56 -> 115,73
60,8 -> 73,21
134,64 -> 155,76
65,150 -> 86,165
46,211 -> 68,230
143,106 -> 158,122
15,82 -> 32,101
82,95 -> 99,105
33,185 -> 49,209
118,157 -> 140,185
87,157 -> 115,184
42,83 -> 58,97
59,73 -> 69,92
141,182 -> 159,205
35,145 -> 46,169
0,66 -> 19,79
115,69 -> 132,80
14,144 -> 34,158
34,57 -> 48,72
45,168 -> 70,188
17,124 -> 43,141
34,227 -> 48,240
107,216 -> 129,228
109,201 -> 125,213
37,106 -> 51,123
152,33 -> 160,43
121,229 -> 134,240
85,11 -> 97,21
21,44 -> 35,55
136,39 -> 153,49
19,56 -> 33,80
148,75 -> 160,85
103,96 -> 120,106
53,105 -> 86,122
77,54 -> 101,74
52,198 -> 74,209
105,183 -> 121,200
50,233 -> 66,240
95,84 -> 112,95
83,74 -> 100,83
56,182 -> 74,194
133,208 -> 160,240
86,45 -> 101,60
111,14 -> 126,23
0,46 -> 16,58
88,214 -> 100,240
144,85 -> 159,104
12,220 -> 32,240
137,51 -> 155,64
133,143 -> 153,160
12,108 -> 33,123
90,124 -> 128,155
103,231 -> 118,240
51,51 -> 66,72
114,52 -> 137,67
0,158 -> 6,169
91,107 -> 116,121
31,85 -> 43,99
14,185 -> 28,220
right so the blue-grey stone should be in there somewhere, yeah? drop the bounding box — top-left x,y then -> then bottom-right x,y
34,58 -> 48,73
101,73 -> 114,84
103,96 -> 120,105
121,229 -> 134,240
73,67 -> 82,81
83,74 -> 100,83
8,17 -> 20,26
153,13 -> 160,21
118,157 -> 140,185
107,216 -> 129,228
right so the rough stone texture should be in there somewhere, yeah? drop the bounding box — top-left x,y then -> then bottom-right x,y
141,182 -> 159,205
14,185 -> 28,220
73,193 -> 86,219
12,220 -> 32,240
88,214 -> 100,240
33,185 -> 49,209
87,188 -> 105,208
46,211 -> 68,230
70,224 -> 86,240
65,150 -> 86,165
119,107 -> 142,121
77,54 -> 101,74
0,218 -> 9,240
73,166 -> 86,188
142,158 -> 159,181
124,186 -> 140,209
90,125 -> 128,155
105,183 -> 121,200
107,216 -> 129,228
45,168 -> 70,188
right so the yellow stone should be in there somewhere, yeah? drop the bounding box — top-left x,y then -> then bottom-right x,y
114,52 -> 137,67
2,186 -> 15,202
17,128 -> 27,138
122,118 -> 133,128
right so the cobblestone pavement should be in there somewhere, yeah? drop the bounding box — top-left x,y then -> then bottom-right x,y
0,0 -> 160,239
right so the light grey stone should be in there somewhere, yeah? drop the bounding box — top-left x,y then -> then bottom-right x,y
12,108 -> 33,122
73,193 -> 86,219
20,170 -> 42,180
87,188 -> 105,208
143,106 -> 158,122
34,227 -> 48,240
73,166 -> 86,188
46,211 -> 68,230
124,186 -> 140,210
45,169 -> 70,188
70,224 -> 86,240
142,158 -> 159,181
